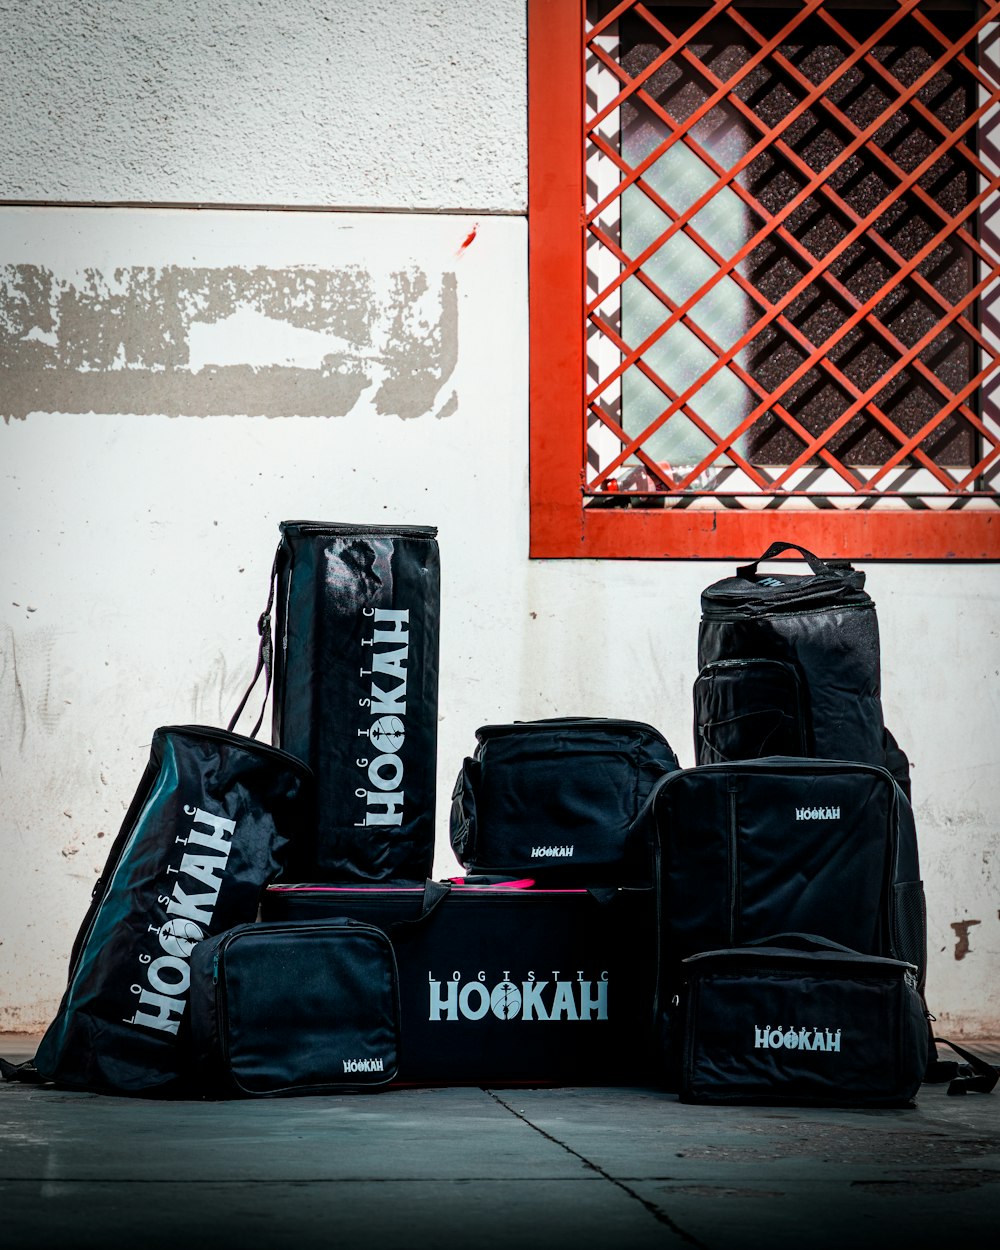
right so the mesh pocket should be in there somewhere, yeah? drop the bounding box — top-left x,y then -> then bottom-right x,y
893,880 -> 927,984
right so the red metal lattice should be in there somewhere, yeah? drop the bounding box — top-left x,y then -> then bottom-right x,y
582,0 -> 1000,507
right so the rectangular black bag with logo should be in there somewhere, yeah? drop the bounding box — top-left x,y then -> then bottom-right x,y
649,756 -> 927,1087
22,726 -> 314,1097
261,880 -> 658,1086
652,757 -> 926,978
694,542 -> 911,796
449,718 -> 679,887
188,918 -> 400,1097
261,520 -> 440,885
676,935 -> 929,1107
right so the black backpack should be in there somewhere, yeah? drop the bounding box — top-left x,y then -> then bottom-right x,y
648,757 -> 926,1087
694,542 -> 911,797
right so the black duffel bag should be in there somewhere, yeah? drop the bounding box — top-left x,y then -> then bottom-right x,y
262,878 -> 659,1086
450,717 -> 679,886
17,726 -> 313,1096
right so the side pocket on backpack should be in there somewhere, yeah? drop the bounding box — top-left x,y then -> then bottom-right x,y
449,756 -> 480,865
693,658 -> 808,765
892,879 -> 927,987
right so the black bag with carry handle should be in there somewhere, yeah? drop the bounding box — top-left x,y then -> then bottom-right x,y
242,520 -> 441,886
694,541 -> 911,796
676,934 -> 929,1107
4,725 -> 313,1096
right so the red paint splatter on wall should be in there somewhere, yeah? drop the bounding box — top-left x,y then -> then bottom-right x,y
457,224 -> 478,256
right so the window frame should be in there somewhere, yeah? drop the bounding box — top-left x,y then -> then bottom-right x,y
527,0 -> 1000,559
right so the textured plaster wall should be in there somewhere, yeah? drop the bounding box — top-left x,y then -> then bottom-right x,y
0,0 -> 998,1038
0,0 -> 526,210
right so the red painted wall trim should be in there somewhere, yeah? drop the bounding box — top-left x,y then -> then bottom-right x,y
526,0 -> 1000,560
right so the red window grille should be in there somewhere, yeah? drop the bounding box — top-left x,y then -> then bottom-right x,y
529,0 -> 1000,558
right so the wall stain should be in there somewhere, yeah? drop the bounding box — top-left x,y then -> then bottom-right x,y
0,627 -> 29,755
951,919 -> 981,959
0,263 -> 458,421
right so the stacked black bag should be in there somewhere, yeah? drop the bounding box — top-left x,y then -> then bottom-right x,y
8,530 -> 995,1102
651,541 -> 994,1105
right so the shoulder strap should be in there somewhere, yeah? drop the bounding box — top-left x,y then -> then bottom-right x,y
927,1037 -> 998,1096
227,547 -> 278,740
0,1056 -> 45,1085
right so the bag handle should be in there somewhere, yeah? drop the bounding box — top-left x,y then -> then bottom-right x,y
739,932 -> 864,956
736,542 -> 835,581
227,547 -> 278,740
388,879 -> 452,936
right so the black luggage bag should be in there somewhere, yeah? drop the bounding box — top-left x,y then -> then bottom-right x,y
188,919 -> 400,1097
450,717 -> 678,886
676,934 -> 928,1108
261,880 -> 658,1086
27,726 -> 314,1096
652,757 -> 925,976
266,520 -> 441,885
649,757 -> 926,1084
694,542 -> 910,794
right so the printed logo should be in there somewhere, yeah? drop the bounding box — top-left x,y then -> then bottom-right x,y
428,969 -> 609,1022
754,1025 -> 842,1052
343,1057 -> 385,1074
795,806 -> 841,821
126,805 -> 236,1035
356,608 -> 411,829
530,845 -> 574,859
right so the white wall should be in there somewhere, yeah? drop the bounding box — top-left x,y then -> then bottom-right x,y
1,0 -> 998,1037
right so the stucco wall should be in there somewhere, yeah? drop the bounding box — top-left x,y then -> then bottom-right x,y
0,0 -> 526,210
1,1 -> 998,1037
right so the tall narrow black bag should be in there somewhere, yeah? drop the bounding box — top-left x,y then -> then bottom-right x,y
694,542 -> 910,794
22,726 -> 313,1096
263,521 -> 441,884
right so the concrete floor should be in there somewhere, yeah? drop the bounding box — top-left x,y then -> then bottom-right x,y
2,1033 -> 998,1250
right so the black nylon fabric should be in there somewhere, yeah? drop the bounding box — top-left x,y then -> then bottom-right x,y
262,883 -> 658,1085
449,718 -> 678,886
271,521 -> 440,885
32,726 -> 313,1096
693,658 -> 807,763
651,759 -> 926,986
697,544 -> 887,770
678,940 -> 928,1107
188,920 -> 399,1096
698,605 -> 885,768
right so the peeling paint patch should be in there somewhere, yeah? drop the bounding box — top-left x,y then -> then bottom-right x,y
951,919 -> 981,960
0,263 -> 458,421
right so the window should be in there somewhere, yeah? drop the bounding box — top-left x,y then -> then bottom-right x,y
529,0 -> 1000,557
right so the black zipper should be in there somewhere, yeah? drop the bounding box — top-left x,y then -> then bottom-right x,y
476,717 -> 672,746
727,777 -> 740,946
701,600 -> 873,622
280,521 -> 437,539
213,921 -> 399,1094
159,724 -> 314,776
